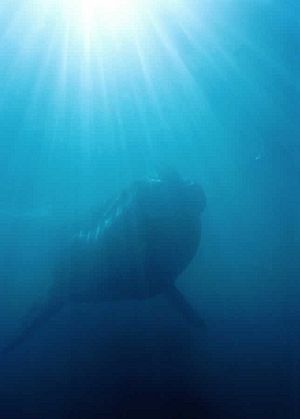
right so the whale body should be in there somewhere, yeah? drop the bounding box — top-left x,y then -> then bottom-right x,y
2,175 -> 206,354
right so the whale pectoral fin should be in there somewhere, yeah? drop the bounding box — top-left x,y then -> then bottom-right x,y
164,286 -> 206,329
1,297 -> 63,356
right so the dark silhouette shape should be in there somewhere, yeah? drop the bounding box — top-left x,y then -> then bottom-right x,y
2,174 -> 206,354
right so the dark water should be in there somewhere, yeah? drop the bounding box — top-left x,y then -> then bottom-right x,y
0,1 -> 299,418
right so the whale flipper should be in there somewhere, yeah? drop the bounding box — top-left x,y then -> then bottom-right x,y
1,297 -> 63,355
165,286 -> 205,329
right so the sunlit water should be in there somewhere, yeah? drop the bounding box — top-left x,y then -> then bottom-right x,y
0,1 -> 299,418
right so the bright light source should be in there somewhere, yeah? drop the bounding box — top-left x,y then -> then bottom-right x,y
0,0 -> 206,149
61,0 -> 142,39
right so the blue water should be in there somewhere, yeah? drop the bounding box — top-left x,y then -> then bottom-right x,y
0,1 -> 299,417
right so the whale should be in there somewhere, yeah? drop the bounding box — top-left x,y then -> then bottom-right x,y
2,174 -> 206,354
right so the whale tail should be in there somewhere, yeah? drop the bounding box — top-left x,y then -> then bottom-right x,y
1,297 -> 63,356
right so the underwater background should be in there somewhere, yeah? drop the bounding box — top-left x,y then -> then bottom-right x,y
0,0 -> 299,418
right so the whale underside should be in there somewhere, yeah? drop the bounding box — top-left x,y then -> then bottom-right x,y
2,175 -> 206,355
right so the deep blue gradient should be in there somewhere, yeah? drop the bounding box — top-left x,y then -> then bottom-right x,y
0,1 -> 299,418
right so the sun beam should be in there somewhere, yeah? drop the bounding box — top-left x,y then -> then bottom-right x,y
61,0 -> 142,39
0,0 -> 207,149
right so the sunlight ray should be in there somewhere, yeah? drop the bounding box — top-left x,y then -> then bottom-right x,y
0,0 -> 208,148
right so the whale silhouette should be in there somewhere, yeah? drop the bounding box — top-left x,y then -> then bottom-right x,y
2,174 -> 206,354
